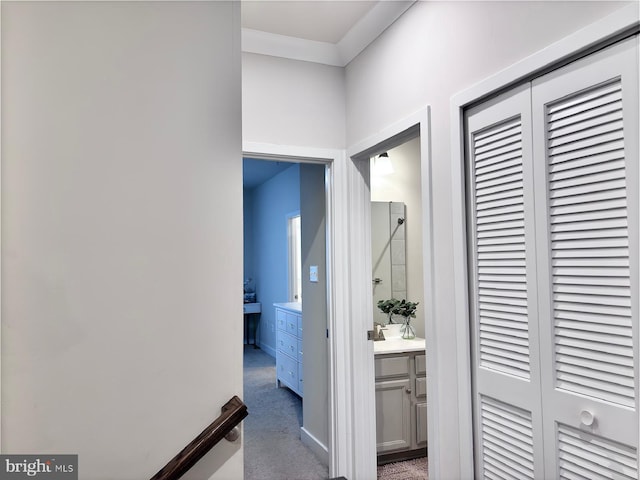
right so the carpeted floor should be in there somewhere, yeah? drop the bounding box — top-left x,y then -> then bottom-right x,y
377,457 -> 428,480
243,345 -> 427,480
243,346 -> 328,480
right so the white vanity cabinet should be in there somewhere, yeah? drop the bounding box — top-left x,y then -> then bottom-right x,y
375,350 -> 427,462
274,303 -> 303,397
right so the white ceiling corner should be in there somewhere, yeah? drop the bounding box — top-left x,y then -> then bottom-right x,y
241,1 -> 416,67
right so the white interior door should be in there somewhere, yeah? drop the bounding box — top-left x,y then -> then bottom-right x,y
532,36 -> 639,479
466,35 -> 639,479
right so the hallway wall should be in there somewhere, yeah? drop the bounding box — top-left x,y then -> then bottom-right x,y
242,53 -> 346,149
344,2 -> 633,477
1,2 -> 243,478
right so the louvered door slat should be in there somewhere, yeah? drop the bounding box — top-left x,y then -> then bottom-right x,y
549,140 -> 624,165
480,397 -> 535,480
556,344 -> 633,367
549,148 -> 624,172
548,119 -> 623,147
544,79 -> 636,409
558,425 -> 638,480
472,116 -> 531,380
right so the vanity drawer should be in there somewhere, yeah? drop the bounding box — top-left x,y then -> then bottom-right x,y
297,339 -> 303,363
375,355 -> 410,380
298,315 -> 303,336
278,331 -> 297,358
415,354 -> 426,375
277,354 -> 298,389
415,377 -> 427,398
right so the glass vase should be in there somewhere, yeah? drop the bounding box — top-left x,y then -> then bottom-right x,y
401,317 -> 416,339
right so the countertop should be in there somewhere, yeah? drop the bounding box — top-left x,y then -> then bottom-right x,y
273,302 -> 302,314
374,337 -> 426,354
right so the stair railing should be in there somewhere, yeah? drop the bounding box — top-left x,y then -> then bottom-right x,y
150,395 -> 248,480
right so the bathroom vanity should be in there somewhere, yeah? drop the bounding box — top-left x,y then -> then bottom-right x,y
274,302 -> 303,397
374,336 -> 427,464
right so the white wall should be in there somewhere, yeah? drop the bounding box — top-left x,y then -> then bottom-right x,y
345,2 -> 631,478
371,137 -> 424,338
300,163 -> 329,462
242,53 -> 346,149
1,3 -> 243,478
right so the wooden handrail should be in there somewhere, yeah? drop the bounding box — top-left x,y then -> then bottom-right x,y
150,395 -> 248,480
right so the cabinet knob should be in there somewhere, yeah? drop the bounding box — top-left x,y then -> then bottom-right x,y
406,388 -> 412,394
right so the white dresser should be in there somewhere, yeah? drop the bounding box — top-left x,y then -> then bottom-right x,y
274,302 -> 303,397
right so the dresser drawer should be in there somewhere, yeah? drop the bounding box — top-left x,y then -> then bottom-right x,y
277,353 -> 298,389
276,309 -> 287,331
298,362 -> 304,395
278,330 -> 297,358
286,312 -> 298,335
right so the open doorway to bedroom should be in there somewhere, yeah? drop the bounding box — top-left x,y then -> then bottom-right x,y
242,157 -> 330,480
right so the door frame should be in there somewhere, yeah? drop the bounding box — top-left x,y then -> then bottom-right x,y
242,141 -> 351,478
345,106 -> 436,480
450,5 -> 640,478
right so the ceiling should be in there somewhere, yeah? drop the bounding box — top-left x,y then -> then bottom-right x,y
241,0 -> 415,67
243,158 -> 294,190
241,1 -> 378,44
242,0 -> 415,189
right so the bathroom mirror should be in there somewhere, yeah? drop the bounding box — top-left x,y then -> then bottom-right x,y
371,201 -> 406,324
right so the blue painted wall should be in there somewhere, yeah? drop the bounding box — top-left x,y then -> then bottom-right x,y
243,163 -> 300,356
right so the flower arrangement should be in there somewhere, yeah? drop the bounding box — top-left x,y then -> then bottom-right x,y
377,298 -> 400,324
377,299 -> 419,339
377,298 -> 419,339
395,299 -> 419,320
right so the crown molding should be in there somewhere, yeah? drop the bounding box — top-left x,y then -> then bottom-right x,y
242,1 -> 416,67
242,28 -> 343,66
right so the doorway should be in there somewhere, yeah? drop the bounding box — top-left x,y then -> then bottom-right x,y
345,107 -> 436,480
242,156 -> 331,479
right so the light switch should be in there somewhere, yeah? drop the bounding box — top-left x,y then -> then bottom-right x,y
309,265 -> 319,283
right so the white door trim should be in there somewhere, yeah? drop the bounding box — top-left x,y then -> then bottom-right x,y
345,106 -> 436,480
242,141 -> 351,479
449,5 -> 640,478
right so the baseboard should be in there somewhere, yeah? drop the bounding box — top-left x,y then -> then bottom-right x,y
258,342 -> 276,359
300,426 -> 329,466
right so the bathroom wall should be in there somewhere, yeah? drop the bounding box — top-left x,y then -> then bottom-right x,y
246,164 -> 301,355
371,137 -> 424,339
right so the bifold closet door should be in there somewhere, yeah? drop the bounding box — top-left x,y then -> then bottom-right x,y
465,84 -> 545,479
532,36 -> 639,480
466,35 -> 639,479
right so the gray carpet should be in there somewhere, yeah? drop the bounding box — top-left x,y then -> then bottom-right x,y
243,345 -> 427,480
377,457 -> 428,480
243,346 -> 328,480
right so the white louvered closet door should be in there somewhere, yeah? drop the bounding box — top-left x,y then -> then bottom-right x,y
466,85 -> 545,479
532,37 -> 639,479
